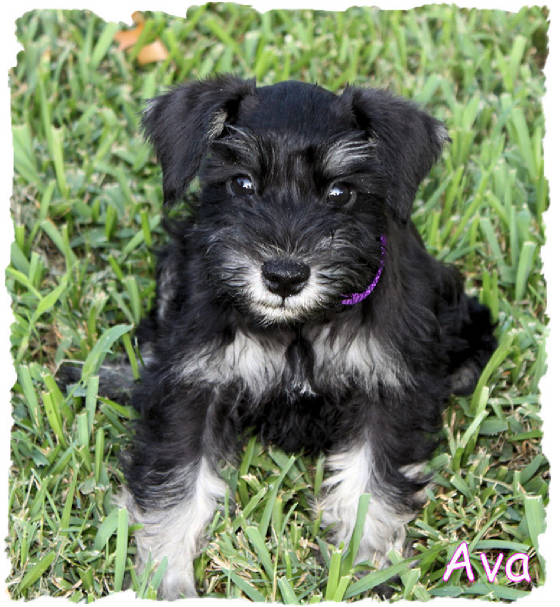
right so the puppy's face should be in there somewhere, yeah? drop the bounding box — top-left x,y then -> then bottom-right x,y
199,88 -> 387,324
143,78 -> 448,325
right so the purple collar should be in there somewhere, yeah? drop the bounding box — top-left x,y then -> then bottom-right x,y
341,234 -> 386,305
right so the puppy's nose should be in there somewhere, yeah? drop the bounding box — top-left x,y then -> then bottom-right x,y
262,259 -> 310,297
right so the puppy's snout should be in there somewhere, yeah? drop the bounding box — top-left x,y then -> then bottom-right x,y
262,259 -> 310,298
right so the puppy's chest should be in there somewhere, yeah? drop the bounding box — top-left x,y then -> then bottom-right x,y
189,328 -> 404,397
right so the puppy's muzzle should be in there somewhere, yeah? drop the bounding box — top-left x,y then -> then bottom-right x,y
261,259 -> 310,298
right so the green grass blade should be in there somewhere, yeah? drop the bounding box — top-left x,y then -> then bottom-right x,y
94,427 -> 105,483
524,494 -> 545,559
245,526 -> 275,579
90,22 -> 120,70
94,508 -> 119,552
16,365 -> 42,431
341,493 -> 370,574
258,453 -> 295,537
31,276 -> 68,325
60,471 -> 78,531
325,549 -> 342,600
333,575 -> 352,602
515,241 -> 537,301
81,324 -> 133,379
48,126 -> 69,199
114,508 -> 129,592
224,569 -> 266,602
12,124 -> 42,190
148,556 -> 168,594
344,559 -> 413,599
41,391 -> 66,447
18,551 -> 56,593
278,576 -> 300,604
470,331 -> 515,414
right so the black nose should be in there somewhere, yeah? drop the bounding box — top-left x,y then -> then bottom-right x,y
261,259 -> 310,297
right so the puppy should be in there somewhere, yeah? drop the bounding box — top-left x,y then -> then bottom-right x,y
117,76 -> 496,599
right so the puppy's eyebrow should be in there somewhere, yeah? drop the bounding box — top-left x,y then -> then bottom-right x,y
214,125 -> 258,149
320,135 -> 377,176
211,125 -> 261,163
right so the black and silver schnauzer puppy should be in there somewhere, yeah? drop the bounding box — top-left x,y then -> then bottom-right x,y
115,76 -> 496,599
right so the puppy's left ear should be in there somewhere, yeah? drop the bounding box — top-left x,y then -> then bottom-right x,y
143,75 -> 256,204
340,87 -> 449,224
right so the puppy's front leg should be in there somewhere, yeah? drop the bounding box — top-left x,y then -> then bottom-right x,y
120,455 -> 225,599
121,378 -> 232,600
318,438 -> 422,568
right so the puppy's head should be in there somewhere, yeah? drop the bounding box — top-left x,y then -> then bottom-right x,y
143,76 -> 448,325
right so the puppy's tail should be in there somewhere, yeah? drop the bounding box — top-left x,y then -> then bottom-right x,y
57,317 -> 158,404
448,296 -> 497,396
56,358 -> 140,403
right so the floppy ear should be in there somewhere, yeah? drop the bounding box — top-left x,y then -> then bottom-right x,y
142,75 -> 256,204
340,87 -> 449,224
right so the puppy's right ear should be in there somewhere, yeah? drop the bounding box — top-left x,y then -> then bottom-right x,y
338,86 -> 449,225
143,75 -> 256,204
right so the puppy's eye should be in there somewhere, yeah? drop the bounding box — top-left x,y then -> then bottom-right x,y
230,175 -> 256,197
326,183 -> 354,205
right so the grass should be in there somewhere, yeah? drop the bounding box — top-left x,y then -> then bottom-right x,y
8,4 -> 549,602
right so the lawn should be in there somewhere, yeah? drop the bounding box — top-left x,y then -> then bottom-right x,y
8,4 -> 549,602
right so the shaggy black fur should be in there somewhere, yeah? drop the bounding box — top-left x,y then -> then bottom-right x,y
94,76 -> 496,598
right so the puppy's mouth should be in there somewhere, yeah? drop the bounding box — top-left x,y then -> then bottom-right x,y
251,282 -> 324,324
240,259 -> 329,324
218,251 -> 355,324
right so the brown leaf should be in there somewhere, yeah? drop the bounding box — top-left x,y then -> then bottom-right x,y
114,23 -> 144,52
131,11 -> 145,25
137,39 -> 169,65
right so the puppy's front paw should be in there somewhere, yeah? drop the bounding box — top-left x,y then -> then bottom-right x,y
158,567 -> 198,600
